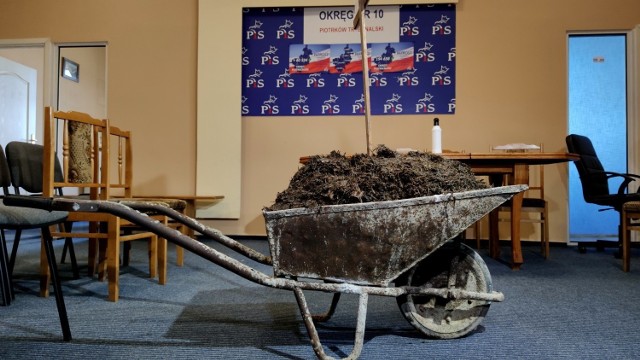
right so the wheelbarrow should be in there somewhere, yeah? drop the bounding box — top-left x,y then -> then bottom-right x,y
4,184 -> 526,360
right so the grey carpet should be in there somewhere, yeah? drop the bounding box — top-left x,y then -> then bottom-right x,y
1,230 -> 640,359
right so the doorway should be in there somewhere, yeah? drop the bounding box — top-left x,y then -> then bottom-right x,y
0,39 -> 50,145
0,40 -> 107,146
0,55 -> 37,146
57,45 -> 107,118
567,34 -> 627,242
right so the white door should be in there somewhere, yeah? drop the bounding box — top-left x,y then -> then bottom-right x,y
0,55 -> 37,146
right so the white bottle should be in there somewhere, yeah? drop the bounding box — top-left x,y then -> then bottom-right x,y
431,118 -> 442,154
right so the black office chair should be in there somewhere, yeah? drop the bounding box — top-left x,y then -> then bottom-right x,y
565,134 -> 640,253
5,141 -> 79,278
0,145 -> 72,340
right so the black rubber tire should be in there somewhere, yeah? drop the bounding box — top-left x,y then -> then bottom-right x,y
395,242 -> 493,339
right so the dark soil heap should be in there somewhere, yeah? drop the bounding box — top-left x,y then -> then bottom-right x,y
266,145 -> 487,211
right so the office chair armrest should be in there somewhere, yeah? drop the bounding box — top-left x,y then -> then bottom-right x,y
603,171 -> 640,194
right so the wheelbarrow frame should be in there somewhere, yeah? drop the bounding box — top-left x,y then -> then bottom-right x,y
3,184 -> 525,359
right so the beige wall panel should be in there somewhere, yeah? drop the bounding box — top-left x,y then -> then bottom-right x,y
1,0 -> 640,240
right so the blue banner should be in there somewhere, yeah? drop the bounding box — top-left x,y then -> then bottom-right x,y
241,4 -> 456,116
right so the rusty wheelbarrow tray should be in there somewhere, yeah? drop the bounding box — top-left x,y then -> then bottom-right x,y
4,184 -> 525,360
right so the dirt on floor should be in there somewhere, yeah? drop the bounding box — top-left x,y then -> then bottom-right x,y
266,145 -> 487,211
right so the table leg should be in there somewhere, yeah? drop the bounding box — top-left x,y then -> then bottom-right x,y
488,174 -> 503,259
510,191 -> 524,270
509,164 -> 528,270
489,209 -> 500,258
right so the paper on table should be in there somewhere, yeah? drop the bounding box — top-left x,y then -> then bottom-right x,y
493,143 -> 541,151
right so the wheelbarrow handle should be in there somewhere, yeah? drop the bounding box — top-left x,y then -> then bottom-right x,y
3,195 -> 98,212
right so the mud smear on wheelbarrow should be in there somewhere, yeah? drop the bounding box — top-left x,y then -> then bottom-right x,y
267,145 -> 487,211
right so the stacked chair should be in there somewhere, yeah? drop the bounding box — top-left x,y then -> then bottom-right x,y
40,108 -> 163,301
0,145 -> 72,340
39,107 -> 187,301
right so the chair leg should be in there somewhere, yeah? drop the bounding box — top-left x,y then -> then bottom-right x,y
8,228 -> 23,276
64,237 -> 79,279
158,236 -> 167,285
41,226 -> 72,341
60,231 -> 68,263
148,236 -> 158,279
158,216 -> 169,284
173,220 -> 186,267
176,246 -> 184,267
474,220 -> 481,250
542,207 -> 550,259
622,210 -> 630,272
0,229 -> 13,306
107,216 -> 121,302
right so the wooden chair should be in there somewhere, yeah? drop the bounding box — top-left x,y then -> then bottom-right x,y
620,201 -> 640,272
42,106 -> 161,302
106,125 -> 186,274
494,144 -> 550,258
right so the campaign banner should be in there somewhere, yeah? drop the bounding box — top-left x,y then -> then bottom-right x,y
241,4 -> 456,116
329,44 -> 369,74
289,44 -> 330,74
370,42 -> 414,73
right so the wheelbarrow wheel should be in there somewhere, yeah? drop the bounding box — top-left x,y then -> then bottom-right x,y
395,242 -> 493,339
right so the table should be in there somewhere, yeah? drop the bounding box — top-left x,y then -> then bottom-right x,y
441,152 -> 580,269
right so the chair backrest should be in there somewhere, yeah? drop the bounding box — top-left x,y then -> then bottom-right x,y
0,146 -> 13,195
43,106 -> 110,200
5,142 -> 64,195
108,125 -> 134,198
565,134 -> 610,201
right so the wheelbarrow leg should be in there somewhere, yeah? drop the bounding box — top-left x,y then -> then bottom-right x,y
312,293 -> 341,323
293,287 -> 367,360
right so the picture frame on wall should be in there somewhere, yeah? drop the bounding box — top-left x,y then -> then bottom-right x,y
61,57 -> 79,82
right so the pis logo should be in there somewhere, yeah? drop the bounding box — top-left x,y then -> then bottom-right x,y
431,66 -> 452,86
448,47 -> 456,62
241,96 -> 249,115
290,95 -> 309,114
261,95 -> 279,115
306,73 -> 325,88
432,15 -> 452,35
246,20 -> 265,40
276,19 -> 295,39
400,16 -> 419,36
321,94 -> 340,114
276,69 -> 294,88
397,69 -> 419,87
337,74 -> 356,88
352,95 -> 366,114
261,46 -> 279,65
448,98 -> 456,113
383,93 -> 403,113
242,47 -> 250,66
245,69 -> 264,88
416,42 -> 435,63
369,73 -> 387,87
415,93 -> 436,113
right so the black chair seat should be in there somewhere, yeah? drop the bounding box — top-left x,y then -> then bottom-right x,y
503,197 -> 546,209
0,204 -> 68,228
